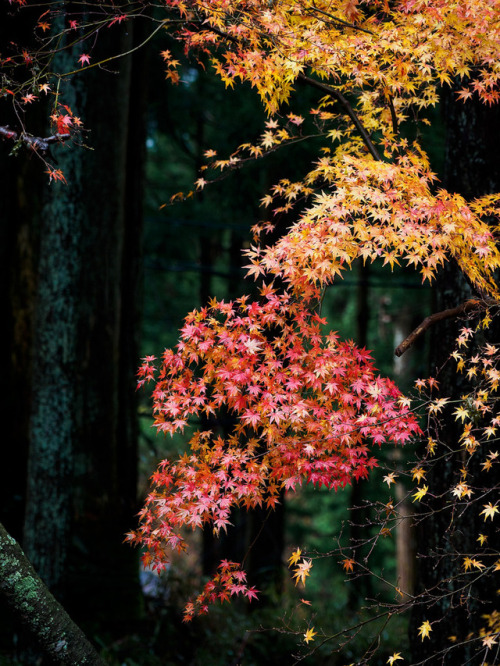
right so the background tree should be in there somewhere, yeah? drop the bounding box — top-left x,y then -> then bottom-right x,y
409,89 -> 500,664
0,6 -> 149,655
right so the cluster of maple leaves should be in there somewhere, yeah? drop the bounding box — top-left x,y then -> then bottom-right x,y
4,0 -> 500,658
130,283 -> 420,568
129,0 -> 500,654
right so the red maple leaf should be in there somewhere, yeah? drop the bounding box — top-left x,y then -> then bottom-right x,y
78,53 -> 91,67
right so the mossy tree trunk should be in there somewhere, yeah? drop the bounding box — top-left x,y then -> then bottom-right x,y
0,521 -> 104,665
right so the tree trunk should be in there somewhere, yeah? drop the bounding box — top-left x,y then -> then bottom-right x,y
12,15 -> 148,644
0,522 -> 104,665
410,90 -> 500,664
348,261 -> 372,608
23,10 -> 88,604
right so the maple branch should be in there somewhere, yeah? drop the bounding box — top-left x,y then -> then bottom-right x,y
0,125 -> 70,153
304,1 -> 375,36
386,91 -> 399,135
297,75 -> 382,161
394,299 -> 482,357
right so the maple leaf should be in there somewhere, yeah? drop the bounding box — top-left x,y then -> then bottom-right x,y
428,398 -> 449,415
387,654 -> 404,665
418,620 -> 432,640
383,472 -> 397,486
463,557 -> 485,571
412,485 -> 429,503
342,558 -> 355,573
108,14 -> 128,27
288,548 -> 302,567
292,559 -> 312,586
480,502 -> 499,521
482,634 -> 498,649
451,483 -> 473,500
303,627 -> 317,644
411,467 -> 426,483
453,406 -> 470,423
46,169 -> 67,184
78,54 -> 91,67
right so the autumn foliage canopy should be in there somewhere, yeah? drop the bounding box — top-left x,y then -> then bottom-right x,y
3,0 -> 500,657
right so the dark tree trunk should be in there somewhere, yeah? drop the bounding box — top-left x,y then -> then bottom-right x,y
61,24 -> 148,630
0,1 -> 44,547
247,499 -> 285,603
410,90 -> 500,664
0,14 -> 148,657
22,11 -> 88,604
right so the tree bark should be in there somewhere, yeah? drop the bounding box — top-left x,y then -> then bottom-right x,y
0,522 -> 104,665
15,14 -> 148,639
410,89 -> 500,664
22,10 -> 87,603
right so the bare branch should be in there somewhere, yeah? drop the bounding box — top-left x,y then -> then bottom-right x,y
394,299 -> 483,357
0,125 -> 70,153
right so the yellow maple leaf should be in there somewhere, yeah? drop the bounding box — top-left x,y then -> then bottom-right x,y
412,485 -> 429,503
426,438 -> 437,455
303,627 -> 317,644
418,620 -> 432,640
288,548 -> 302,567
411,467 -> 426,483
428,398 -> 449,414
453,406 -> 470,423
451,483 -> 473,499
477,534 -> 488,546
481,502 -> 499,521
387,653 -> 404,665
463,557 -> 473,571
464,557 -> 485,572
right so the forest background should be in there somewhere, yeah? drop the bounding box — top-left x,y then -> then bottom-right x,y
0,1 -> 499,665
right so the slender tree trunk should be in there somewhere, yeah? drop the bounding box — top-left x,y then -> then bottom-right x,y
348,261 -> 372,608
